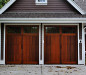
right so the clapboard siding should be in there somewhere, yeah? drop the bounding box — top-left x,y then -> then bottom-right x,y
6,0 -> 76,13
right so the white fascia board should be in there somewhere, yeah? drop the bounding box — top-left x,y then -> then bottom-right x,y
0,0 -> 16,14
1,18 -> 86,23
67,0 -> 85,15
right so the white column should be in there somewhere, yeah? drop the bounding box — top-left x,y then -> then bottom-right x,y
78,24 -> 80,64
82,24 -> 85,65
39,25 -> 42,64
42,25 -> 44,64
0,24 -> 5,64
78,24 -> 85,65
39,25 -> 44,64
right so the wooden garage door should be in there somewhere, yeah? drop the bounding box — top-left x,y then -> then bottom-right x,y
44,26 -> 77,64
6,26 -> 39,64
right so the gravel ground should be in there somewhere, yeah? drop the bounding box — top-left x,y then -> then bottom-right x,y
0,65 -> 86,75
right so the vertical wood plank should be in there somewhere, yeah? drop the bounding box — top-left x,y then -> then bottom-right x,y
44,33 -> 60,64
61,34 -> 77,64
23,34 -> 39,64
6,34 -> 22,64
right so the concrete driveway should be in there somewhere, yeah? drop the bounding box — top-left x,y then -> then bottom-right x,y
0,65 -> 86,75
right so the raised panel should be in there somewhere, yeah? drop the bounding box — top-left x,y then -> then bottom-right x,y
61,34 -> 77,64
23,34 -> 39,64
44,34 -> 60,64
6,34 -> 22,64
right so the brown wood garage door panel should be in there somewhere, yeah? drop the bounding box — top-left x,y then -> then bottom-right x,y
61,34 -> 77,64
23,34 -> 39,64
6,34 -> 22,64
44,34 -> 60,64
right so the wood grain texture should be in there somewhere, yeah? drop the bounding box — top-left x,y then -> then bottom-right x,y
6,25 -> 77,64
6,34 -> 22,64
23,34 -> 39,64
44,34 -> 60,64
44,26 -> 77,64
61,34 -> 77,64
6,26 -> 39,64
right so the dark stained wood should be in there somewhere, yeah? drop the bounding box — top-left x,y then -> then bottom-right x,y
23,34 -> 39,64
6,0 -> 76,13
6,34 -> 22,64
6,25 -> 39,64
44,34 -> 60,64
44,26 -> 77,64
6,25 -> 77,64
61,34 -> 77,64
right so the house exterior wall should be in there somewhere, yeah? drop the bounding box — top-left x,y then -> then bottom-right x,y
0,0 -> 85,65
6,0 -> 76,13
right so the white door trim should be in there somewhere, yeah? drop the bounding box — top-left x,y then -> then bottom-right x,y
82,24 -> 85,65
78,24 -> 85,65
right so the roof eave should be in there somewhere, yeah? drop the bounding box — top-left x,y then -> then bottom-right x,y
0,0 -> 16,14
67,0 -> 85,15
